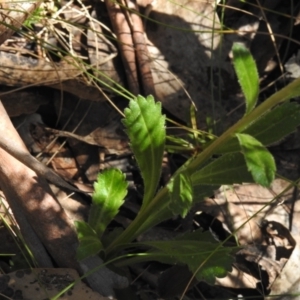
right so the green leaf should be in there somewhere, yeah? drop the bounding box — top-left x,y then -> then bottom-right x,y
192,185 -> 219,203
217,102 -> 300,153
236,133 -> 276,186
89,169 -> 128,238
232,43 -> 259,114
123,95 -> 166,206
141,231 -> 234,284
244,102 -> 300,145
23,8 -> 44,30
75,221 -> 103,261
167,171 -> 193,218
192,152 -> 254,185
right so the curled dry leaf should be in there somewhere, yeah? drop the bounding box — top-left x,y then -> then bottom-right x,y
267,199 -> 300,298
197,179 -> 294,244
216,266 -> 260,290
237,244 -> 288,290
197,179 -> 298,292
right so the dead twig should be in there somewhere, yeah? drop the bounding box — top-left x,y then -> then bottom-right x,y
105,0 -> 155,96
127,0 -> 156,96
105,0 -> 140,94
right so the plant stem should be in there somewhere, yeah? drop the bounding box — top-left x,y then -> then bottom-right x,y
188,76 -> 300,173
105,187 -> 170,254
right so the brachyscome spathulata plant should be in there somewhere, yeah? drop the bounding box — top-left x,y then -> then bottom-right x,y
75,43 -> 300,283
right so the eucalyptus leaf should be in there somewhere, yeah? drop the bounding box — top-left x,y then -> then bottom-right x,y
123,95 -> 166,206
236,133 -> 276,186
232,43 -> 259,114
89,169 -> 128,239
192,152 -> 254,186
217,102 -> 300,153
75,221 -> 103,261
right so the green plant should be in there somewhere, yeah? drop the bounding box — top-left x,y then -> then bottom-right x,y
75,43 -> 300,285
23,7 -> 45,30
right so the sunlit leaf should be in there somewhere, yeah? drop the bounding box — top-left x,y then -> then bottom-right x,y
75,221 -> 103,261
89,169 -> 128,238
232,43 -> 259,114
236,133 -> 276,186
123,95 -> 166,207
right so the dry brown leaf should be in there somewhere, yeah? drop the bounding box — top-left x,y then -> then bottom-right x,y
216,266 -> 259,290
196,179 -> 299,292
267,200 -> 300,299
51,97 -> 130,182
45,125 -> 129,155
196,179 -> 294,245
238,245 -> 287,290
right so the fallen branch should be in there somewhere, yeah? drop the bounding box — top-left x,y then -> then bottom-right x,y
0,101 -> 80,269
105,0 -> 140,94
127,0 -> 156,97
0,100 -> 128,296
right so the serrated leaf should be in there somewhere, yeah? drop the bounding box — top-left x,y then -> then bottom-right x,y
236,133 -> 276,186
89,169 -> 128,238
217,102 -> 300,153
232,43 -> 259,114
192,152 -> 254,185
141,232 -> 234,284
75,221 -> 103,261
123,95 -> 166,206
167,171 -> 193,218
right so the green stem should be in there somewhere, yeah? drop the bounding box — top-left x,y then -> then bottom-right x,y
105,187 -> 170,254
188,77 -> 300,173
